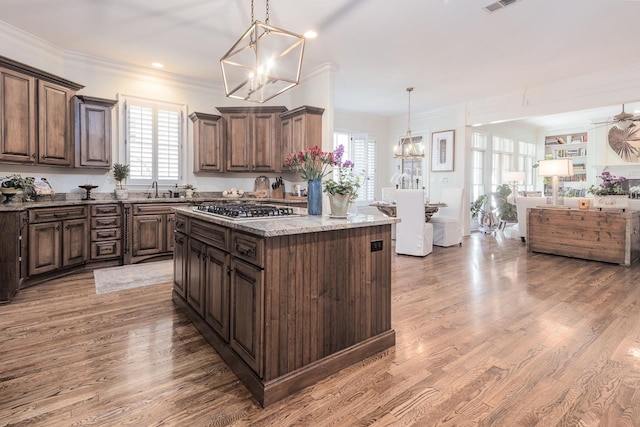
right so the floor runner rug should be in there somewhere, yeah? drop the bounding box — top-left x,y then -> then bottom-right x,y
94,260 -> 173,294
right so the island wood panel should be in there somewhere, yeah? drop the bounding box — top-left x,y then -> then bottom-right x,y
263,224 -> 393,381
527,207 -> 640,265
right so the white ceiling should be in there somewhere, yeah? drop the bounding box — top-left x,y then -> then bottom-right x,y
2,0 -> 640,119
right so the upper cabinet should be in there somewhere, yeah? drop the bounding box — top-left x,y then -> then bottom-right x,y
0,67 -> 36,163
190,112 -> 223,173
280,106 -> 324,168
0,55 -> 84,167
217,106 -> 287,172
74,95 -> 118,169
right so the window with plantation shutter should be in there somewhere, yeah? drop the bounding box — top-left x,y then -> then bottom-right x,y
333,131 -> 376,203
352,133 -> 376,202
123,96 -> 184,185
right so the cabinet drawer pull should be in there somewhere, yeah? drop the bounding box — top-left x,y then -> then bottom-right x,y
54,212 -> 69,218
175,236 -> 184,244
97,230 -> 116,238
97,218 -> 116,226
176,222 -> 185,229
97,207 -> 117,214
235,243 -> 255,257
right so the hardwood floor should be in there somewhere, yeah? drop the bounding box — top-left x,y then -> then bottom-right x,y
3,231 -> 640,426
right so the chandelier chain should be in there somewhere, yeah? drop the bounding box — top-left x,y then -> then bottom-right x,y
251,0 -> 254,23
266,0 -> 270,23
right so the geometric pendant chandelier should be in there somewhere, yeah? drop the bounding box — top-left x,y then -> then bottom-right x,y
394,87 -> 425,159
220,0 -> 305,103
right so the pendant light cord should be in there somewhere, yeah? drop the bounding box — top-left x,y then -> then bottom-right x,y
406,87 -> 413,139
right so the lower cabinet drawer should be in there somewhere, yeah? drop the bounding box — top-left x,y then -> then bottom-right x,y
91,241 -> 122,260
91,216 -> 122,229
91,228 -> 122,241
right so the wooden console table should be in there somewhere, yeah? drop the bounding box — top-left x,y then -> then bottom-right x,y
527,207 -> 640,266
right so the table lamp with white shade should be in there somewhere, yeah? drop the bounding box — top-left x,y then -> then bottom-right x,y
504,171 -> 526,199
537,159 -> 573,205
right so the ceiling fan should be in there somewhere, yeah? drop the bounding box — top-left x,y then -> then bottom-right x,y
594,104 -> 640,129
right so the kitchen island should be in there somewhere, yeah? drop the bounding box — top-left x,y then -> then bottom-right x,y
171,206 -> 399,406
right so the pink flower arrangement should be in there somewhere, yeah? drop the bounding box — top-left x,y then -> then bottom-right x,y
588,171 -> 628,196
285,146 -> 337,181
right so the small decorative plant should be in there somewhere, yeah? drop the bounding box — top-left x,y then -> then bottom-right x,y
322,145 -> 361,203
587,171 -> 627,196
1,174 -> 34,191
183,184 -> 196,190
112,163 -> 130,189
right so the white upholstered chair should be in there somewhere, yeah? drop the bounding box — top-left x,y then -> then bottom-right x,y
430,188 -> 464,247
395,189 -> 433,257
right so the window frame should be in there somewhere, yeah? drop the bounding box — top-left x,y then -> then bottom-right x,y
118,94 -> 186,187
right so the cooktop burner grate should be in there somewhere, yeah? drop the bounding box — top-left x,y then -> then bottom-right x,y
195,203 -> 298,219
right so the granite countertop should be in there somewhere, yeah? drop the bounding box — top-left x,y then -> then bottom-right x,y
174,206 -> 399,237
0,195 -> 307,212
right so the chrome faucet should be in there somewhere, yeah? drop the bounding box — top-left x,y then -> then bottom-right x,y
151,181 -> 158,198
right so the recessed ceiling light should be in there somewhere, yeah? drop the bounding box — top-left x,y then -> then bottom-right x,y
151,62 -> 164,69
304,30 -> 317,39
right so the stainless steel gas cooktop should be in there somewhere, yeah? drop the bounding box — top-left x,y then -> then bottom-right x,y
194,203 -> 301,220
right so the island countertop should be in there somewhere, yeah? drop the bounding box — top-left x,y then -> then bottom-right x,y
172,206 -> 400,237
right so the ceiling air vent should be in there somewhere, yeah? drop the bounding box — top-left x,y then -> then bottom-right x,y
484,0 -> 519,13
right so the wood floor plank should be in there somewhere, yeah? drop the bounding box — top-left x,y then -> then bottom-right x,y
3,231 -> 640,425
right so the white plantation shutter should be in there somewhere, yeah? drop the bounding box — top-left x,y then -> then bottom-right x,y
351,133 -> 376,202
124,97 -> 183,185
127,105 -> 153,180
157,109 -> 180,180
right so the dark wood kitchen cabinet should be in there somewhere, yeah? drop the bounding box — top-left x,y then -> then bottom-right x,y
280,106 -> 324,166
205,245 -> 230,342
0,67 -> 36,163
90,204 -> 122,261
0,55 -> 84,166
127,203 -> 187,264
74,96 -> 117,169
0,211 -> 27,303
28,206 -> 88,276
172,208 -> 395,407
190,111 -> 223,172
217,106 -> 287,172
229,256 -> 263,375
173,222 -> 187,299
186,238 -> 207,317
38,80 -> 73,166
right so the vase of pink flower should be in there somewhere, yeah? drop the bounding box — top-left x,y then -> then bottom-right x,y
285,145 -> 337,215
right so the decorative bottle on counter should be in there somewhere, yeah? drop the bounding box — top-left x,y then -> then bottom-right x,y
307,179 -> 322,215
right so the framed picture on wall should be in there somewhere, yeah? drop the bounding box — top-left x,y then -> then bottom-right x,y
431,130 -> 455,172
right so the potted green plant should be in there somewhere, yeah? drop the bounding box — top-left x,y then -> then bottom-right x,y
1,174 -> 35,204
112,162 -> 130,200
495,184 -> 517,222
183,184 -> 196,198
470,194 -> 499,233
